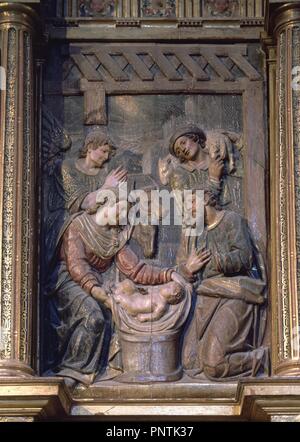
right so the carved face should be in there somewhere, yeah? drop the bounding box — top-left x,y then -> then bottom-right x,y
90,0 -> 110,13
160,282 -> 184,305
87,143 -> 111,167
174,135 -> 199,161
213,0 -> 229,13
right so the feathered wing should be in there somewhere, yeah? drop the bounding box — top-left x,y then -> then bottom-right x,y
41,105 -> 72,267
42,104 -> 72,174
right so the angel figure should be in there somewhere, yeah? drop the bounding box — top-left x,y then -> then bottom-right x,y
158,125 -> 243,264
43,126 -> 127,265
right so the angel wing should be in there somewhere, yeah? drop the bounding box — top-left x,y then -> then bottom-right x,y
42,104 -> 72,174
42,105 -> 72,267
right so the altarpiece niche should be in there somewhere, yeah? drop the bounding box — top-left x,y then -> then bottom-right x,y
40,40 -> 269,390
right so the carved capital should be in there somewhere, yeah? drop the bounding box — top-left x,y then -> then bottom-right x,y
0,2 -> 39,30
272,2 -> 300,36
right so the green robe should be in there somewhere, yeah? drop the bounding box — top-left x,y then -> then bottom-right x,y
45,158 -> 107,265
181,210 -> 268,380
168,161 -> 243,264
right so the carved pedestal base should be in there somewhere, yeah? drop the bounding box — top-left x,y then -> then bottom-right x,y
0,360 -> 35,378
1,377 -> 300,421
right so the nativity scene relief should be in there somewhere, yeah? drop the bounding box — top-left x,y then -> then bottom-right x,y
41,94 -> 269,390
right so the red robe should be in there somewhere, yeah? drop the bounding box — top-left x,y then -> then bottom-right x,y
60,220 -> 174,294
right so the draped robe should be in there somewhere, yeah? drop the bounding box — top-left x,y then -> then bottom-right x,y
49,212 -> 174,385
180,210 -> 268,380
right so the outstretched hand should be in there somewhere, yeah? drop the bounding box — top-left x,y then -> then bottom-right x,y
104,166 -> 127,188
186,248 -> 211,274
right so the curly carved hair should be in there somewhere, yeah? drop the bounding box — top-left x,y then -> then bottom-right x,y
79,130 -> 116,159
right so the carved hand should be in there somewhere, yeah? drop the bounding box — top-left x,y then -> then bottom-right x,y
208,154 -> 224,181
82,168 -> 127,209
103,166 -> 127,188
91,286 -> 112,309
186,249 -> 211,274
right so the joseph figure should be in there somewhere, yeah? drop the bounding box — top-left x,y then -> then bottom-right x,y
180,190 -> 268,380
165,125 -> 242,263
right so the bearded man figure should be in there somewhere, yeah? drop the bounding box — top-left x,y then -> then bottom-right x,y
180,190 -> 269,380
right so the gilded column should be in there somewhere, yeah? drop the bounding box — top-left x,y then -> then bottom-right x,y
267,2 -> 300,375
0,3 -> 39,376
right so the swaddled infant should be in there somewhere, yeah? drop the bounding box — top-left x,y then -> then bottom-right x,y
113,279 -> 184,322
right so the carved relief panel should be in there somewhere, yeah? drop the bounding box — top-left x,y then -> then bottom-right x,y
40,39 -> 269,389
141,0 -> 176,17
46,0 -> 265,19
78,0 -> 116,17
204,0 -> 239,17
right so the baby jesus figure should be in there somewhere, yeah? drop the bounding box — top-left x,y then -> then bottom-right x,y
112,279 -> 184,322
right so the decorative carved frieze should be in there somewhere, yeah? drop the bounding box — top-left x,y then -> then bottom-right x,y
53,0 -> 265,19
1,27 -> 17,360
278,29 -> 290,360
204,0 -> 240,17
292,26 -> 300,333
78,0 -> 116,17
141,0 -> 176,17
66,44 -> 261,84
